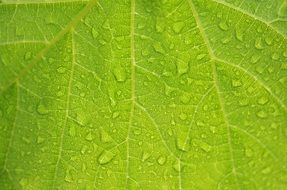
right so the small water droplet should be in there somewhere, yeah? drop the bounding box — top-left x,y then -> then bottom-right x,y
179,113 -> 187,120
141,49 -> 149,56
36,101 -> 49,115
176,136 -> 189,152
255,38 -> 264,50
141,151 -> 150,162
251,54 -> 261,63
69,126 -> 76,137
256,110 -> 267,118
24,52 -> 32,60
172,21 -> 185,33
196,53 -> 206,60
100,129 -> 112,143
85,132 -> 93,141
265,37 -> 273,45
257,96 -> 269,105
57,66 -> 66,74
271,53 -> 280,60
198,141 -> 212,152
153,42 -> 165,54
235,27 -> 244,41
180,93 -> 190,104
261,167 -> 272,174
218,21 -> 229,31
172,160 -> 182,172
37,136 -> 45,144
112,111 -> 120,119
113,66 -> 126,82
176,61 -> 189,75
98,150 -> 115,165
81,145 -> 88,154
231,79 -> 242,87
91,28 -> 98,39
245,147 -> 253,157
157,155 -> 166,165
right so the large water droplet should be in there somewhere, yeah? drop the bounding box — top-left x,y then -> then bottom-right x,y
98,150 -> 115,165
113,66 -> 126,82
172,21 -> 185,33
92,28 -> 98,39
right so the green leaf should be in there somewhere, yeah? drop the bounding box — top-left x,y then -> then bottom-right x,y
0,0 -> 287,189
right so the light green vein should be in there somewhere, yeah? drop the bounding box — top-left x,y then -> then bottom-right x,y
188,0 -> 241,189
0,0 -> 98,93
126,0 -> 136,188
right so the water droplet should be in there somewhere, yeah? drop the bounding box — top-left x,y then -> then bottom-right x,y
179,113 -> 187,120
57,66 -> 66,74
172,160 -> 181,172
98,150 -> 115,165
141,49 -> 149,57
112,111 -> 120,119
257,96 -> 269,105
255,38 -> 264,50
235,27 -> 244,41
176,61 -> 189,75
256,110 -> 267,118
196,53 -> 206,60
245,147 -> 253,157
113,66 -> 126,82
102,20 -> 109,29
100,129 -> 112,143
251,54 -> 261,63
157,155 -> 166,165
172,21 -> 185,33
272,53 -> 280,60
69,126 -> 76,137
198,141 -> 212,152
85,132 -> 93,141
261,167 -> 272,174
265,37 -> 273,45
81,145 -> 88,154
37,136 -> 45,144
218,21 -> 229,31
180,93 -> 190,104
36,101 -> 49,115
231,79 -> 242,87
141,151 -> 150,162
91,28 -> 98,39
133,129 -> 141,135
153,42 -> 165,54
176,136 -> 189,152
24,52 -> 32,60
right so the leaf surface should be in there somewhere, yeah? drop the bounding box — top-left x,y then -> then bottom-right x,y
0,0 -> 287,189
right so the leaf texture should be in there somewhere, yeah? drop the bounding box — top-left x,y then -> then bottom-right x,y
0,0 -> 287,189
